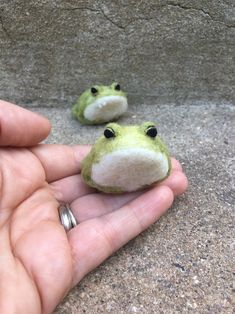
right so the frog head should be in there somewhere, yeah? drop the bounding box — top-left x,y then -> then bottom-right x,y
81,122 -> 171,193
72,83 -> 128,125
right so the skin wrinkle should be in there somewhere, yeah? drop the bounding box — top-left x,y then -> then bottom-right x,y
93,202 -> 144,255
27,238 -> 54,314
76,198 -> 108,223
29,146 -> 53,181
68,219 -> 117,283
15,256 -> 42,314
50,173 -> 96,204
0,148 -> 47,210
131,200 -> 152,232
73,144 -> 91,166
158,170 -> 188,196
0,224 -> 13,273
0,167 -> 4,212
79,220 -> 116,277
131,186 -> 173,231
0,209 -> 11,228
13,219 -> 72,314
97,213 -> 132,253
10,196 -> 57,247
49,182 -> 64,201
67,231 -> 80,286
3,180 -> 47,219
0,118 -> 2,141
0,224 -> 41,314
100,192 -> 140,214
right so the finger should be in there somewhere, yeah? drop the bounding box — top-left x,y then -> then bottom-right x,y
171,158 -> 183,172
50,163 -> 186,205
50,174 -> 96,203
0,100 -> 51,146
33,144 -> 181,185
31,144 -> 91,182
69,169 -> 186,222
69,185 -> 174,283
158,170 -> 188,196
71,191 -> 142,222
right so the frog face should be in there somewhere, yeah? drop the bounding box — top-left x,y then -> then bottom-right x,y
72,83 -> 128,125
81,122 -> 171,193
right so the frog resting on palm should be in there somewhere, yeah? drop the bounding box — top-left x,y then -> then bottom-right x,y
81,122 -> 171,193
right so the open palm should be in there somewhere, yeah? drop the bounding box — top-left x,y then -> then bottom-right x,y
0,101 -> 188,314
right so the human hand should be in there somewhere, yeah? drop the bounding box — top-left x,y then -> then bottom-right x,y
0,101 -> 188,314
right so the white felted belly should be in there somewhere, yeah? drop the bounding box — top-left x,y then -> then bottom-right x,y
84,96 -> 128,122
91,148 -> 169,192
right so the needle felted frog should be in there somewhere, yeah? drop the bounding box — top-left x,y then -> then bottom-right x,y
81,122 -> 171,193
72,83 -> 128,125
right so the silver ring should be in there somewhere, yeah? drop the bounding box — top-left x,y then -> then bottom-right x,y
59,204 -> 78,231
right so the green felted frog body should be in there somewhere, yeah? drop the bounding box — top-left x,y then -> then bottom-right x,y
81,122 -> 171,193
72,83 -> 128,125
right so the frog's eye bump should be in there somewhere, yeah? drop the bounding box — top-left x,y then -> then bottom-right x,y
114,83 -> 121,91
104,127 -> 116,139
146,126 -> 157,138
91,87 -> 98,95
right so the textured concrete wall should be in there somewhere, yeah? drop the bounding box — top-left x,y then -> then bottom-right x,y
0,0 -> 234,107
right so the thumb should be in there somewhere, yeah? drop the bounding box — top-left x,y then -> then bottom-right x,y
0,100 -> 51,147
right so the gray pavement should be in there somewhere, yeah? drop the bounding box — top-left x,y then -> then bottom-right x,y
30,102 -> 234,314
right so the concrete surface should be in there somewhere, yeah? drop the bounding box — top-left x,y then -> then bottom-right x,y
0,0 -> 235,106
28,102 -> 235,314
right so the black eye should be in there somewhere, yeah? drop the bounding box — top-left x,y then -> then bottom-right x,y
114,84 -> 121,91
91,87 -> 98,95
104,128 -> 116,139
146,126 -> 157,138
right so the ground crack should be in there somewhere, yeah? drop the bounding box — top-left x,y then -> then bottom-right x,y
59,5 -> 126,30
166,2 -> 235,29
99,6 -> 125,30
59,6 -> 100,13
0,14 -> 13,42
60,3 -> 234,30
